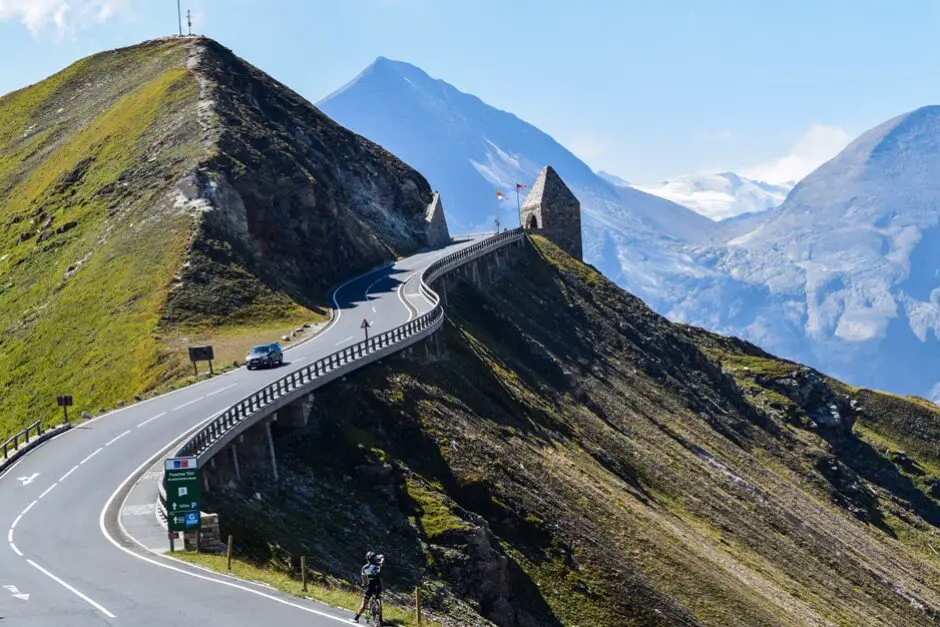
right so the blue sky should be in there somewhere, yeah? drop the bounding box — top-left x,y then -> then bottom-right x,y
2,0 -> 940,184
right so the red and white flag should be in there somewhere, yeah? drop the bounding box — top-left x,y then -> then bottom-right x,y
496,191 -> 506,200
516,182 -> 527,190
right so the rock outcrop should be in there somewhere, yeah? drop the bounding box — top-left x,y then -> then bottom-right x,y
424,192 -> 451,248
0,36 -> 439,436
757,366 -> 860,435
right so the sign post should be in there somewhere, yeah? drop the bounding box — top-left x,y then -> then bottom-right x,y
56,395 -> 73,425
187,345 -> 215,376
361,318 -> 371,342
164,457 -> 201,550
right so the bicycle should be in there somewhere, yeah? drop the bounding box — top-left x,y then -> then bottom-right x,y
367,594 -> 383,626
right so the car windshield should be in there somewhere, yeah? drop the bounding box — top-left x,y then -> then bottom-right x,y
249,346 -> 269,356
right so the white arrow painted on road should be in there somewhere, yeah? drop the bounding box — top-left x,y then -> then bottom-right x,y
4,585 -> 29,600
17,473 -> 39,486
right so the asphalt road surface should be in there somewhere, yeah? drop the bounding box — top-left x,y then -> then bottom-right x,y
0,237 -> 481,625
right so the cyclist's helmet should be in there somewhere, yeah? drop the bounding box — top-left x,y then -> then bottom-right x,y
366,551 -> 375,563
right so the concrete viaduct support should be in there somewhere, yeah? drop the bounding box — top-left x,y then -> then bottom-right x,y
199,237 -> 526,494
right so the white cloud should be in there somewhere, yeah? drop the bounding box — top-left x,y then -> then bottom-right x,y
0,0 -> 126,36
741,124 -> 852,185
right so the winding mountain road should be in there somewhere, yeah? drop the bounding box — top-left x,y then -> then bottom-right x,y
0,236 -> 483,625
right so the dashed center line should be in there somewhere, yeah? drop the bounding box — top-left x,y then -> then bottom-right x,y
335,335 -> 355,346
172,397 -> 204,411
204,384 -> 237,398
20,500 -> 37,516
105,430 -> 131,447
137,412 -> 166,428
39,483 -> 57,499
59,465 -> 79,482
79,448 -> 102,466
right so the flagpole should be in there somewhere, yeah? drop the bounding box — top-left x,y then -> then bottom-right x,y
495,185 -> 500,234
516,183 -> 521,222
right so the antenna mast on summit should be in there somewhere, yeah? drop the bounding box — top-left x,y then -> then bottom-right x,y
187,10 -> 192,36
177,0 -> 183,36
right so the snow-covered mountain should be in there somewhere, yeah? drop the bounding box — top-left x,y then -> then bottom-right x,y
633,173 -> 791,221
318,57 -> 718,302
319,59 -> 940,401
681,106 -> 940,399
596,170 -> 631,188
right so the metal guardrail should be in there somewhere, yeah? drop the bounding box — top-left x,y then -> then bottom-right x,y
173,228 -> 525,467
2,421 -> 43,460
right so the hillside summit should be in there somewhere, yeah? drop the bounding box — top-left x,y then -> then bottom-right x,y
0,37 -> 441,437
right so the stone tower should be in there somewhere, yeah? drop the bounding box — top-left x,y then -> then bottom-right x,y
520,166 -> 582,260
424,192 -> 451,248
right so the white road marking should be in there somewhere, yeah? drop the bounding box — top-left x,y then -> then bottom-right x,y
38,483 -> 57,499
102,414 -> 354,626
4,585 -> 29,601
17,473 -> 39,486
9,542 -> 22,557
122,504 -> 154,517
335,336 -> 355,346
59,465 -> 79,482
105,430 -> 131,447
79,448 -> 102,465
364,275 -> 388,299
27,559 -> 116,618
330,261 -> 392,330
20,500 -> 37,516
137,412 -> 167,428
5,458 -> 24,474
396,271 -> 420,322
172,397 -> 204,411
204,384 -> 237,398
7,528 -> 14,542
11,514 -> 22,529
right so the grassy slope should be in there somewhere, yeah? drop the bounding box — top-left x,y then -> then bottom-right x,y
196,236 -> 940,626
0,40 -> 205,437
0,40 -> 325,439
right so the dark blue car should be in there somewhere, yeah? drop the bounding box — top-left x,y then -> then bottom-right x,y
246,343 -> 283,370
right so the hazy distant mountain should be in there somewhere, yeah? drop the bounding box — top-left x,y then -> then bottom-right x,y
319,60 -> 940,400
634,172 -> 791,221
674,106 -> 940,398
318,57 -> 718,302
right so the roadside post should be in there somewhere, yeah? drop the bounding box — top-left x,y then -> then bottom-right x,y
56,395 -> 73,425
187,345 -> 215,376
361,318 -> 371,342
164,457 -> 201,551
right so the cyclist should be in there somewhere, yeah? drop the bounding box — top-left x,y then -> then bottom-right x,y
353,551 -> 384,624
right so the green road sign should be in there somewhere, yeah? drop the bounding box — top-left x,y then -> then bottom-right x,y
164,457 -> 201,532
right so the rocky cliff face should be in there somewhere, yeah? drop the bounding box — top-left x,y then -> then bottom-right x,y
203,237 -> 940,626
0,37 -> 441,436
164,38 -> 437,324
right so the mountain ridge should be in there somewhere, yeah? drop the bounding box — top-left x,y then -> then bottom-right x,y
320,57 -> 940,401
0,37 -> 438,438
